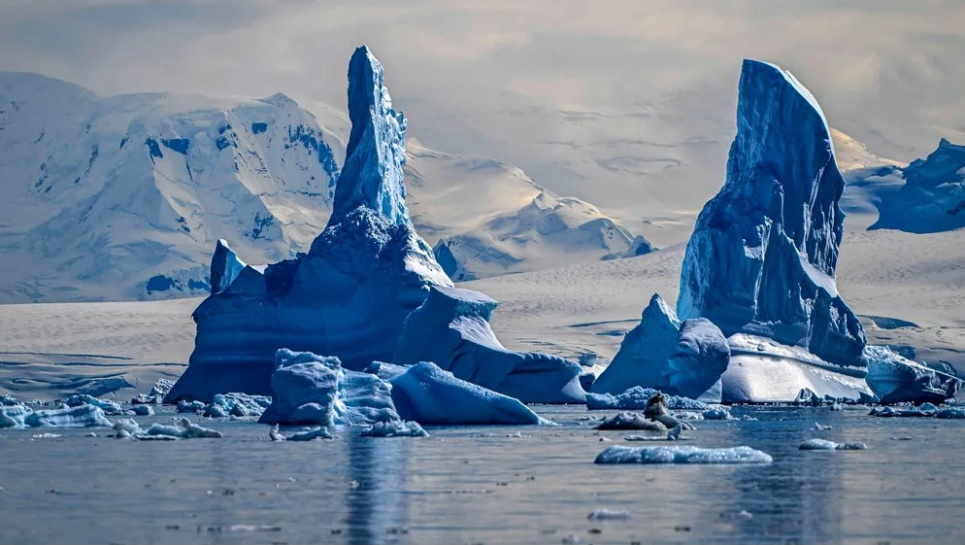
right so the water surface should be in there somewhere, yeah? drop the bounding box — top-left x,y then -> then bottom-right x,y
0,406 -> 961,544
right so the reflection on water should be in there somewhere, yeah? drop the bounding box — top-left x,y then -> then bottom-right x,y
346,432 -> 408,544
0,406 -> 962,545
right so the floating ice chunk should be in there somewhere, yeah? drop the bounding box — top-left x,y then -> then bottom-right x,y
591,294 -> 728,401
133,405 -> 154,416
587,509 -> 631,521
937,408 -> 965,419
390,361 -> 544,426
594,445 -> 772,464
145,418 -> 222,438
24,405 -> 113,428
63,394 -> 125,415
137,434 -> 178,441
863,345 -> 961,404
359,420 -> 429,437
286,427 -> 333,441
395,286 -> 585,403
111,419 -> 142,438
586,386 -> 711,411
595,412 -> 666,431
204,393 -> 271,419
177,400 -> 205,414
701,407 -> 734,420
259,350 -> 399,427
799,438 -> 867,450
32,433 -> 62,439
813,422 -> 832,430
269,424 -> 285,441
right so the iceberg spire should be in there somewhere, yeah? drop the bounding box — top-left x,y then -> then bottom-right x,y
677,58 -> 865,369
329,45 -> 410,226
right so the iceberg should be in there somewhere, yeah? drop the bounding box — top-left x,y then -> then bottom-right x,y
678,59 -> 865,368
166,46 -> 451,403
676,59 -> 874,402
863,345 -> 961,404
359,420 -> 429,438
144,418 -> 223,439
590,294 -> 728,401
23,405 -> 113,428
389,361 -> 545,426
870,139 -> 965,233
258,349 -> 399,427
594,445 -> 773,464
799,438 -> 867,450
394,286 -> 585,403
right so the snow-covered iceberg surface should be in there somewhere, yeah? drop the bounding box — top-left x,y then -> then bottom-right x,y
869,139 -> 965,233
166,46 -> 451,402
720,334 -> 872,403
594,445 -> 772,464
259,349 -> 399,427
389,362 -> 545,426
585,386 -> 715,411
678,59 -> 866,370
590,294 -> 728,401
394,286 -> 585,403
863,346 -> 960,404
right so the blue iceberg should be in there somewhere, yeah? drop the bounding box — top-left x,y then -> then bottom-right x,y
590,293 -> 728,402
394,286 -> 585,403
166,46 -> 451,402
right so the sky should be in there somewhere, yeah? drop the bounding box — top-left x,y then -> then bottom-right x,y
1,0 -> 963,230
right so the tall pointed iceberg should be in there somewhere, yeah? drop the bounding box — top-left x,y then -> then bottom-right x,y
678,60 -> 866,369
166,46 -> 452,402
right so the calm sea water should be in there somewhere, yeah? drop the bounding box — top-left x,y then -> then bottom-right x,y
0,405 -> 962,545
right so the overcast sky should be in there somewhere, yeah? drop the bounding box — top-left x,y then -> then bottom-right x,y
1,1 -> 963,223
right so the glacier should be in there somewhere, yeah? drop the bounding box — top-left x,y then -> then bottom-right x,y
589,293 -> 728,401
867,138 -> 965,233
166,46 -> 452,403
394,286 -> 585,403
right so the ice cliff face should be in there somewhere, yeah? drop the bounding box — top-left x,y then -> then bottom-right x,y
590,294 -> 729,402
394,286 -> 586,403
867,139 -> 965,233
677,59 -> 866,369
166,46 -> 451,402
0,72 -> 340,302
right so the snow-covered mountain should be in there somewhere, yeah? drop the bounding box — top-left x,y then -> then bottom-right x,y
0,72 -> 645,302
0,72 -> 342,302
433,190 -> 652,281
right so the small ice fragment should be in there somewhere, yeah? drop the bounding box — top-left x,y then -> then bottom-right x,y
32,433 -> 62,439
799,438 -> 867,450
813,422 -> 832,430
286,427 -> 333,441
359,420 -> 428,438
595,412 -> 665,431
133,405 -> 154,416
587,509 -> 631,521
595,445 -> 772,464
269,424 -> 285,442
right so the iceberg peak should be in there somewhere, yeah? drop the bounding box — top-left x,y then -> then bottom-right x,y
209,239 -> 247,295
678,58 -> 865,369
330,45 -> 410,227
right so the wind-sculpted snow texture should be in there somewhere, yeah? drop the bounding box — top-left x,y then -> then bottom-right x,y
166,47 -> 451,403
863,345 -> 961,404
389,362 -> 545,426
678,59 -> 866,371
590,294 -> 728,401
394,286 -> 585,403
869,139 -> 965,233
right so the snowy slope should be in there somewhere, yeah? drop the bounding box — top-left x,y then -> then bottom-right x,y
0,72 -> 645,301
0,72 -> 342,302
